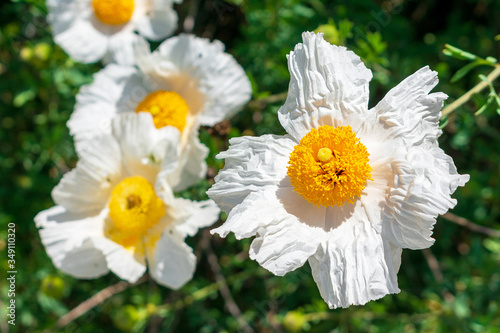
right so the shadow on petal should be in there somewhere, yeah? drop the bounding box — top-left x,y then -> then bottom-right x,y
276,176 -> 355,231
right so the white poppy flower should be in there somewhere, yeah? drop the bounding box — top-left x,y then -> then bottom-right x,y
207,32 -> 469,309
35,113 -> 220,288
67,33 -> 252,191
47,0 -> 182,64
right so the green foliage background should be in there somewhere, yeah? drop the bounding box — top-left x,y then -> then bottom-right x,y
1,0 -> 499,332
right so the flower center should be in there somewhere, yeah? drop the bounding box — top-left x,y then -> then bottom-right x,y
106,176 -> 166,248
92,0 -> 135,25
287,125 -> 372,207
135,91 -> 189,132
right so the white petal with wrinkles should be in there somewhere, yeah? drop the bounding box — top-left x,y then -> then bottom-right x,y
35,206 -> 110,279
146,229 -> 196,289
233,190 -> 322,275
170,198 -> 220,238
278,31 -> 372,141
165,128 -> 208,192
136,8 -> 178,41
381,144 -> 469,249
371,66 -> 446,146
106,33 -> 144,67
92,236 -> 147,283
69,64 -> 139,142
52,134 -> 122,214
53,19 -> 108,64
207,134 -> 296,213
309,223 -> 400,309
111,112 -> 180,184
150,34 -> 252,125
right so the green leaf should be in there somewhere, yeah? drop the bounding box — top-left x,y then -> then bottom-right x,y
13,89 -> 36,107
451,60 -> 485,83
475,96 -> 494,116
439,117 -> 449,129
444,44 -> 478,61
486,56 -> 498,64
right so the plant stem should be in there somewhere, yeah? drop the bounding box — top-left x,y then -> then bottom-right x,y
48,276 -> 148,332
442,65 -> 500,117
200,230 -> 254,333
443,212 -> 500,238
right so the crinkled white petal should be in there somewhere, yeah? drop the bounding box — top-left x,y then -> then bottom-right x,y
358,66 -> 470,249
114,70 -> 161,112
381,144 -> 470,249
69,64 -> 139,143
53,18 -> 108,63
371,66 -> 446,146
47,0 -> 111,64
169,197 -> 220,238
276,173 -> 386,233
309,223 -> 400,309
213,189 -> 323,276
52,134 -> 122,214
47,0 -> 86,36
278,31 -> 372,141
164,128 -> 208,192
143,34 -> 251,125
212,190 -> 286,240
146,229 -> 196,289
105,32 -> 143,66
111,112 -> 180,184
91,236 -> 147,283
207,134 -> 296,213
136,8 -> 178,41
35,205 -> 109,279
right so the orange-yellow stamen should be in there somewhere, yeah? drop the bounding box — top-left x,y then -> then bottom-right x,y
106,176 -> 166,251
287,125 -> 372,207
135,91 -> 189,132
92,0 -> 134,25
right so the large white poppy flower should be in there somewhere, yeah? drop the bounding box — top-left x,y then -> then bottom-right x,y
35,113 -> 219,288
207,32 -> 469,309
47,0 -> 182,64
67,33 -> 252,190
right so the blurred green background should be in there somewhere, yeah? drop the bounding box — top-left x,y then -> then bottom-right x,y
1,0 -> 500,332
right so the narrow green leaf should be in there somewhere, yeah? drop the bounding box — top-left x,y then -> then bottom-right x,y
443,44 -> 478,61
486,56 -> 498,64
439,117 -> 449,129
451,61 -> 482,83
475,96 -> 494,116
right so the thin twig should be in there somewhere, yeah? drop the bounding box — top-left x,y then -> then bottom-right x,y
422,248 -> 444,283
51,276 -> 148,331
443,212 -> 500,237
154,270 -> 262,314
441,65 -> 500,117
248,92 -> 288,109
201,230 -> 254,333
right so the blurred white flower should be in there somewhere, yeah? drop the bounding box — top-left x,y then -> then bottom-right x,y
68,33 -> 252,190
35,113 -> 219,288
207,32 -> 469,309
47,0 -> 182,64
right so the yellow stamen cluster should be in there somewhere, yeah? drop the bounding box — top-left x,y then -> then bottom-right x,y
92,0 -> 135,25
287,125 -> 372,207
107,176 -> 165,248
135,91 -> 189,132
